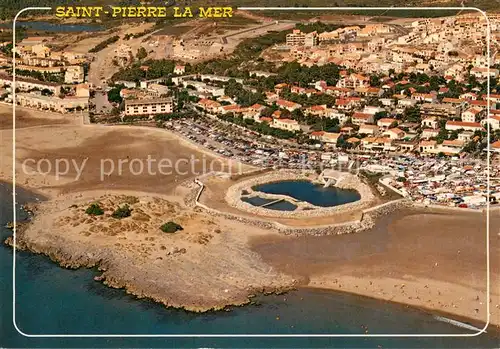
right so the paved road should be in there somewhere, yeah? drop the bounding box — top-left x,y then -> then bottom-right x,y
389,24 -> 410,36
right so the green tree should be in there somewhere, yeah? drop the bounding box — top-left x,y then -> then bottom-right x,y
374,111 -> 388,122
136,47 -> 148,60
160,221 -> 183,233
112,204 -> 132,219
107,85 -> 124,104
403,106 -> 421,123
370,74 -> 381,87
449,130 -> 459,140
85,203 -> 104,216
89,35 -> 119,53
436,128 -> 449,144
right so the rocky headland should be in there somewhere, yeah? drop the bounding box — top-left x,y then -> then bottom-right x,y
6,192 -> 297,312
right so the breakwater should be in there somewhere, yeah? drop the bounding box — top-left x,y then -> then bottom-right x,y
194,177 -> 410,237
224,170 -> 375,219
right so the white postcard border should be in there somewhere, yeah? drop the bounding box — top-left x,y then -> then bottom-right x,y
11,6 -> 491,338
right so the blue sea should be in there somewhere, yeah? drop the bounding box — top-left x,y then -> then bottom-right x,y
0,182 -> 498,348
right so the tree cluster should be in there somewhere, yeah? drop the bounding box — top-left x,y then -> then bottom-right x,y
112,204 -> 132,219
160,221 -> 183,233
89,35 -> 119,53
85,203 -> 104,216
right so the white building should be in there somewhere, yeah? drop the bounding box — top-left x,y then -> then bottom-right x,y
482,115 -> 500,130
64,66 -> 85,84
445,120 -> 483,132
173,65 -> 186,75
461,107 -> 483,123
470,67 -> 499,80
124,98 -> 173,116
0,73 -> 60,95
286,29 -> 318,47
16,93 -> 88,113
272,118 -> 300,131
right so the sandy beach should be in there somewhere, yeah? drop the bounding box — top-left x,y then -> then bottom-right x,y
251,208 -> 500,327
0,105 -> 249,199
1,105 -> 293,311
1,106 -> 499,328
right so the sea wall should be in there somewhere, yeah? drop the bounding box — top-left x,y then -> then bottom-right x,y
224,170 -> 375,219
379,175 -> 407,197
362,198 -> 412,219
194,178 -> 410,237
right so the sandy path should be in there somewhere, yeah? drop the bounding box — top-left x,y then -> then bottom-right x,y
81,23 -> 155,86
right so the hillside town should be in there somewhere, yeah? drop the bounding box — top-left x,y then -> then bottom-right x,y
0,35 -> 90,113
2,12 -> 500,209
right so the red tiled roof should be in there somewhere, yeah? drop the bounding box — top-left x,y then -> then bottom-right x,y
446,120 -> 483,128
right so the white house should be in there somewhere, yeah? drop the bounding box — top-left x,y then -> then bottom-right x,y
461,107 -> 483,123
173,65 -> 186,75
421,116 -> 439,129
359,124 -> 379,135
377,118 -> 398,128
445,120 -> 484,132
422,128 -> 439,139
272,118 -> 301,131
481,114 -> 500,130
470,67 -> 499,80
352,112 -> 374,125
419,140 -> 437,154
276,99 -> 302,112
383,127 -> 406,140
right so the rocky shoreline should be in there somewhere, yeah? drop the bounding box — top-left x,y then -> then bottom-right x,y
5,193 -> 297,313
5,180 -> 491,327
2,172 -> 447,316
3,176 -> 408,315
7,234 -> 295,312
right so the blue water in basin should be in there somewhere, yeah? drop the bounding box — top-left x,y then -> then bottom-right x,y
253,180 -> 360,207
241,196 -> 297,211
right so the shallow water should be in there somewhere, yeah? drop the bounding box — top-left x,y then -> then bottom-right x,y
253,180 -> 360,207
0,21 -> 104,32
0,182 -> 498,348
242,196 -> 298,211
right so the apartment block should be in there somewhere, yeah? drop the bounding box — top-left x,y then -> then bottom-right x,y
16,93 -> 88,113
64,66 -> 85,84
286,30 -> 318,47
125,98 -> 173,116
0,73 -> 60,95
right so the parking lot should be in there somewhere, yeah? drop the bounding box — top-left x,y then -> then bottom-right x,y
163,116 -> 345,171
91,91 -> 114,115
